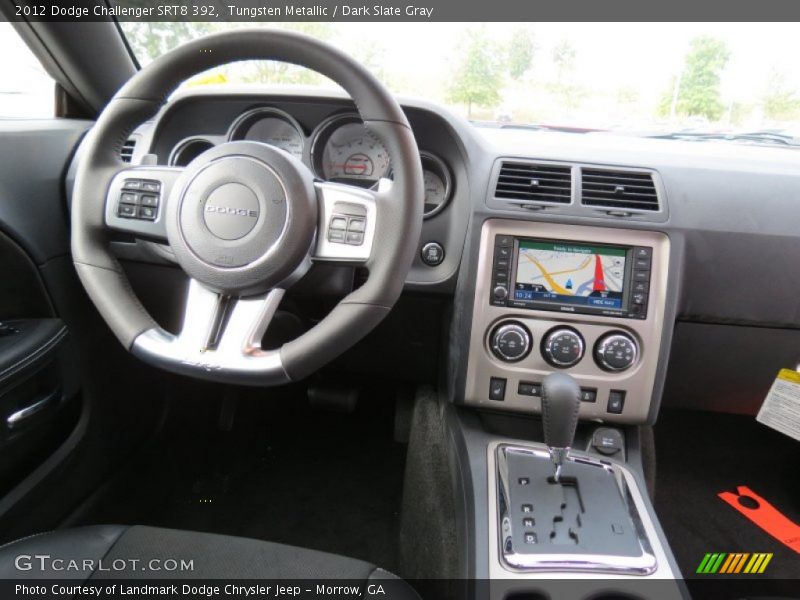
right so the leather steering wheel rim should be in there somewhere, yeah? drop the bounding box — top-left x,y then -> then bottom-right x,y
71,29 -> 424,385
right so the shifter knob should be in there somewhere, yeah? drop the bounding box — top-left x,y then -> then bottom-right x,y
541,373 -> 581,480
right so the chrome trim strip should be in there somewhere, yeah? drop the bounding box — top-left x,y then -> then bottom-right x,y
131,280 -> 290,385
6,389 -> 60,429
496,444 -> 656,575
487,441 -> 677,580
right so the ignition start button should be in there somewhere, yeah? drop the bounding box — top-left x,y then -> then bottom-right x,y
420,241 -> 445,266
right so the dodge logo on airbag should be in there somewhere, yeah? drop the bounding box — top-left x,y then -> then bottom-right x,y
205,205 -> 258,218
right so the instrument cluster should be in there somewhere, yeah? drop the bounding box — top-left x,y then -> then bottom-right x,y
168,107 -> 453,218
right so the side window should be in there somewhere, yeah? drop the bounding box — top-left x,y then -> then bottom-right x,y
0,23 -> 54,118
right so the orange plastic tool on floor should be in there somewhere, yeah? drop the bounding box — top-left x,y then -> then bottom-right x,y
718,486 -> 800,553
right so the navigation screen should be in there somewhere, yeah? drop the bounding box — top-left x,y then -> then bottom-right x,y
513,240 -> 627,310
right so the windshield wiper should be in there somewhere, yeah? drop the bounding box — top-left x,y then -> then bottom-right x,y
648,131 -> 800,147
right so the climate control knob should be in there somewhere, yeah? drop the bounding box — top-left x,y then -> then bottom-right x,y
490,321 -> 532,362
542,327 -> 585,368
594,332 -> 639,372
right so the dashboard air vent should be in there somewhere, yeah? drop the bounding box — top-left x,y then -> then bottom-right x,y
120,138 -> 136,163
494,162 -> 572,204
581,169 -> 659,211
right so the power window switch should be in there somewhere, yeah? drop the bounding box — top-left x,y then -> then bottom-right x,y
489,377 -> 506,401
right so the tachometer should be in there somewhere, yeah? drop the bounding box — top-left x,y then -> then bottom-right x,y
311,114 -> 390,188
228,107 -> 305,160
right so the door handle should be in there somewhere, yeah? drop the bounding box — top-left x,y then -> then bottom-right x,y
6,388 -> 60,430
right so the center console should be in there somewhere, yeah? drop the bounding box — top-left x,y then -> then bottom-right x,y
454,219 -> 682,596
464,219 -> 670,424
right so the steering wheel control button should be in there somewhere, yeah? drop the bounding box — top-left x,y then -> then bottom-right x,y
518,381 -> 542,397
202,182 -> 260,241
348,218 -> 366,233
542,327 -> 585,368
328,213 -> 368,245
138,206 -> 157,220
328,229 -> 345,243
330,216 -> 347,230
594,332 -> 639,372
489,377 -> 507,401
345,231 -> 364,246
421,242 -> 445,266
117,203 -> 137,218
490,321 -> 532,363
607,390 -> 626,414
117,180 -> 163,221
580,388 -> 598,403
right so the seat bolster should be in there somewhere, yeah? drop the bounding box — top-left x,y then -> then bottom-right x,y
0,525 -> 127,580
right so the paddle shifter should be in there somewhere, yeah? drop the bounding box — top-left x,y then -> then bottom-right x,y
541,373 -> 581,481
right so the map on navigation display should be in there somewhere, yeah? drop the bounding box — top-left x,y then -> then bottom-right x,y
513,240 -> 627,309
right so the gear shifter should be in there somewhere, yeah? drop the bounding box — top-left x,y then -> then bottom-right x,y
541,373 -> 581,481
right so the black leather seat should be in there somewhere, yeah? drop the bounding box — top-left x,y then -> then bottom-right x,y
0,525 -> 414,590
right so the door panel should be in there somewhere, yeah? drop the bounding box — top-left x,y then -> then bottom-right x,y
0,120 -> 87,496
0,120 -> 165,541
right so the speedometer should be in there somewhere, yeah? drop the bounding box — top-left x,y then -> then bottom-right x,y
228,108 -> 305,160
311,114 -> 390,188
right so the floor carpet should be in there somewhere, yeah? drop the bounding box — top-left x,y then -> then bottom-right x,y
69,387 -> 407,572
655,408 -> 799,585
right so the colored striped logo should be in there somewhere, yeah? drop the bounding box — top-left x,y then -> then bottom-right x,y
696,552 -> 773,574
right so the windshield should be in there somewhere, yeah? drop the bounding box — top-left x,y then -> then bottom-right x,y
120,22 -> 800,142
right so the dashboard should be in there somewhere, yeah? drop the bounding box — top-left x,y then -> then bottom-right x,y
96,86 -> 800,426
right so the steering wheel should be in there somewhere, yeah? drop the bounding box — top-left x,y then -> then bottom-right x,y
71,29 -> 424,385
